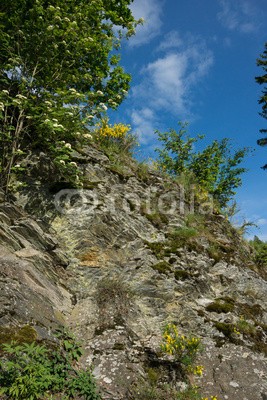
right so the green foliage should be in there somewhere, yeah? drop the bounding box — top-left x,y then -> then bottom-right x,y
0,328 -> 101,400
255,41 -> 267,167
155,122 -> 249,208
0,0 -> 140,193
249,236 -> 267,268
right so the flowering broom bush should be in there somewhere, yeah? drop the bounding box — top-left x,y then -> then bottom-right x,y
95,118 -> 138,155
161,323 -> 201,368
161,324 -> 219,400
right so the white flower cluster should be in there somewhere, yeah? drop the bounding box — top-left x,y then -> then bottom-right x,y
99,102 -> 108,111
16,94 -> 27,100
83,133 -> 92,139
53,123 -> 64,129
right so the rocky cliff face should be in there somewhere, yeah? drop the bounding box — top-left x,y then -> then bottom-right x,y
0,145 -> 267,400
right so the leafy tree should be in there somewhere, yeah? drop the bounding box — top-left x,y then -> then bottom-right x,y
249,235 -> 267,268
156,123 -> 249,208
255,42 -> 267,167
0,0 -> 140,193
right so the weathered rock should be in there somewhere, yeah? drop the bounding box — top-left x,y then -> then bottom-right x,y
0,204 -> 72,337
1,145 -> 266,399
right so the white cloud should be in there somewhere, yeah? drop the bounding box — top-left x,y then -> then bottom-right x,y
157,31 -> 183,52
217,0 -> 260,33
255,218 -> 267,227
130,108 -> 157,144
132,34 -> 213,116
129,33 -> 213,143
129,0 -> 163,47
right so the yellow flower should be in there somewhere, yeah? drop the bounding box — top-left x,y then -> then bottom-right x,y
194,365 -> 204,376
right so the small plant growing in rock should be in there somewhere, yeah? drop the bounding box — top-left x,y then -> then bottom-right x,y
160,323 -> 201,369
96,277 -> 133,330
152,261 -> 171,274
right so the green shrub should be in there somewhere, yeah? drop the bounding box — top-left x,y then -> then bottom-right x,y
0,329 -> 101,400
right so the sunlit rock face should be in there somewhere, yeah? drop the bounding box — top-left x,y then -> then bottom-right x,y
1,146 -> 267,399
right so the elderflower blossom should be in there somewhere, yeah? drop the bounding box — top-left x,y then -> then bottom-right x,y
59,160 -> 65,165
0,102 -> 4,111
53,123 -> 64,129
84,133 -> 92,139
65,143 -> 72,149
96,90 -> 104,96
69,161 -> 77,167
12,99 -> 22,105
47,25 -> 54,31
99,103 -> 108,111
2,90 -> 9,95
16,94 -> 27,100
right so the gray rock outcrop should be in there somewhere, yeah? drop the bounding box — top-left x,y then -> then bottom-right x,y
1,145 -> 266,399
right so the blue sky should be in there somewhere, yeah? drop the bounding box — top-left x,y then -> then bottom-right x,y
110,0 -> 267,240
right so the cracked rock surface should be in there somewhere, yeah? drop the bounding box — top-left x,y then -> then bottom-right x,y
1,146 -> 266,399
